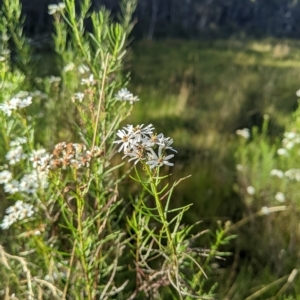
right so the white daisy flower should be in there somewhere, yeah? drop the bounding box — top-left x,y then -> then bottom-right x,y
0,170 -> 12,184
0,201 -> 34,230
115,88 -> 140,104
4,180 -> 20,194
146,148 -> 174,169
81,74 -> 95,86
74,92 -> 85,102
6,146 -> 26,165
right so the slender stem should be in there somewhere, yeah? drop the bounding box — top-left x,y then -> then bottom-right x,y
92,54 -> 110,150
145,165 -> 177,257
194,226 -> 225,287
76,195 -> 92,300
63,0 -> 97,75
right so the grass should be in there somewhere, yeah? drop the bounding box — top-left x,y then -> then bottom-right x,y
128,38 -> 300,214
127,38 -> 300,298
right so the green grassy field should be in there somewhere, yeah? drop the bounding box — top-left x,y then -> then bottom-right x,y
128,38 -> 300,214
127,38 -> 300,298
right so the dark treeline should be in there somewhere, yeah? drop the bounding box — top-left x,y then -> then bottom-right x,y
3,0 -> 300,39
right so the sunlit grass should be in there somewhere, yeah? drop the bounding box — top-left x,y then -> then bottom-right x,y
126,38 -> 300,298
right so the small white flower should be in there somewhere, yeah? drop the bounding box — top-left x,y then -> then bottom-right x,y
0,96 -> 33,113
246,186 -> 255,195
157,135 -> 177,153
30,149 -> 51,170
10,137 -> 27,147
4,180 -> 20,194
114,124 -> 176,168
123,147 -> 145,165
296,89 -> 300,97
130,124 -> 155,138
63,62 -> 75,72
236,164 -> 243,172
48,3 -> 65,15
285,169 -> 300,181
261,206 -> 270,215
284,141 -> 294,150
146,148 -> 174,169
0,201 -> 34,229
236,128 -> 250,139
48,76 -> 61,84
78,64 -> 89,74
7,97 -> 21,110
115,88 -> 132,100
6,146 -> 26,165
277,148 -> 288,156
0,170 -> 12,184
0,213 -> 18,229
284,132 -> 297,140
74,92 -> 84,102
19,173 -> 39,194
115,88 -> 140,104
113,129 -> 135,152
270,169 -> 284,178
18,96 -> 32,108
275,192 -> 285,203
18,204 -> 35,220
81,74 -> 95,86
0,102 -> 13,116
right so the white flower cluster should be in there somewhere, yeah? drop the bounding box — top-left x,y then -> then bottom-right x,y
5,137 -> 27,165
236,128 -> 250,139
30,148 -> 52,169
0,144 -> 50,195
115,88 -> 140,104
74,92 -> 84,102
284,168 -> 300,181
276,131 -> 300,156
63,62 -> 75,73
48,3 -> 65,15
0,200 -> 34,230
78,64 -> 89,74
0,169 -> 48,195
281,131 -> 300,150
270,169 -> 284,178
81,74 -> 95,86
114,124 -> 176,168
0,95 -> 32,116
270,168 -> 300,181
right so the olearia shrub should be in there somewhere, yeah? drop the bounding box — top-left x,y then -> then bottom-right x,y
233,113 -> 300,298
0,0 -> 235,299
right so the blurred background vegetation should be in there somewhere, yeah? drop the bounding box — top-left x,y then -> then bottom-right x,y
2,0 -> 300,298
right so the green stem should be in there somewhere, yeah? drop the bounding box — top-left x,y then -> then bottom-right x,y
63,0 -> 97,75
145,165 -> 177,257
194,226 -> 225,288
76,192 -> 92,299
